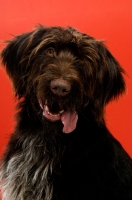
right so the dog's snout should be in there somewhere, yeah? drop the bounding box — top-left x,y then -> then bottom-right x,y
50,79 -> 71,96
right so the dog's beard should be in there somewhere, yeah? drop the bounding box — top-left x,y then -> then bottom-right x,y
39,100 -> 78,134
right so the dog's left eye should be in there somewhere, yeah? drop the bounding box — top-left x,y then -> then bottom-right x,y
46,47 -> 55,57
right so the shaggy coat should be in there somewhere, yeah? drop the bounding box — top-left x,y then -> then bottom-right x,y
0,25 -> 132,200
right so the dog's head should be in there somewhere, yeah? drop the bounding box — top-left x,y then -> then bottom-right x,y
1,25 -> 125,133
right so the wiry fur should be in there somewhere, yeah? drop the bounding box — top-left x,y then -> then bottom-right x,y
0,25 -> 132,200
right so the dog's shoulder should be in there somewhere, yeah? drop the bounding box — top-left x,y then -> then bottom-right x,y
65,116 -> 132,166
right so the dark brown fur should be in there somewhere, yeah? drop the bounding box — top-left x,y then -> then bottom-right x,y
0,25 -> 132,200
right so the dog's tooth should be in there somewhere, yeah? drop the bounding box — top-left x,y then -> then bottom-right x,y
53,114 -> 58,117
45,105 -> 63,117
47,111 -> 50,115
45,105 -> 49,111
59,110 -> 64,114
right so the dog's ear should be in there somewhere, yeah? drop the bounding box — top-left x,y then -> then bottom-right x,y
94,41 -> 126,103
0,26 -> 47,98
82,39 -> 126,122
1,33 -> 29,98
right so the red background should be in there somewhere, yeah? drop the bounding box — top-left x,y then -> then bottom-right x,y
0,0 -> 132,159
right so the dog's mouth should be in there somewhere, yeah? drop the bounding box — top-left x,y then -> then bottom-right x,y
39,100 -> 78,134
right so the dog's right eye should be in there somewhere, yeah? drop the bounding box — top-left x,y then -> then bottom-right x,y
46,47 -> 55,57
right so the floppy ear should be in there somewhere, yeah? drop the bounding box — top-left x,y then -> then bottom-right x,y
1,32 -> 31,98
0,26 -> 47,98
82,39 -> 126,122
95,41 -> 126,102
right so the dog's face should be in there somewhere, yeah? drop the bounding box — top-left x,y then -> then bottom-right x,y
1,25 -> 125,132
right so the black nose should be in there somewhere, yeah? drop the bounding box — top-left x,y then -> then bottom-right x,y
50,79 -> 71,96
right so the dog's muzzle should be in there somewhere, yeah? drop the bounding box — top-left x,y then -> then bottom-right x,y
39,79 -> 78,134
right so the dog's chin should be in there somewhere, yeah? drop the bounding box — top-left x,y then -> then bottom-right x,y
39,101 -> 78,134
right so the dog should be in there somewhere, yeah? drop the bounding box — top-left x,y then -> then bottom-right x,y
0,25 -> 132,200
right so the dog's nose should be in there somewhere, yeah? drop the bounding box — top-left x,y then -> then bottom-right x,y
50,79 -> 71,96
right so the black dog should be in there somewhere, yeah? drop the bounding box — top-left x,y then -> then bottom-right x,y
0,25 -> 132,200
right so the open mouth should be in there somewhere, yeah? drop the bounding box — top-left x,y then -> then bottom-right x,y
44,104 -> 64,121
39,100 -> 78,134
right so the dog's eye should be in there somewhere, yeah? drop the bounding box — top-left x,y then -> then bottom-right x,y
46,47 -> 55,57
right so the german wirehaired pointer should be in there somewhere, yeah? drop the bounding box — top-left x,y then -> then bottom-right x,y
0,25 -> 132,200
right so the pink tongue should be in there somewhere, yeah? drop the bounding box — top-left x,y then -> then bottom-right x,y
61,111 -> 78,134
39,100 -> 78,134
